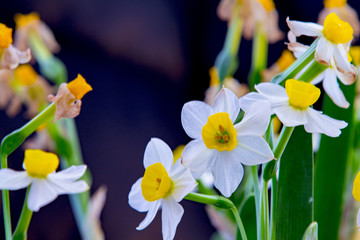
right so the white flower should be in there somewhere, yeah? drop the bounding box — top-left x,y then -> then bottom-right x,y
0,149 -> 89,212
240,80 -> 347,137
181,88 -> 274,197
287,32 -> 351,109
287,12 -> 358,84
128,138 -> 197,240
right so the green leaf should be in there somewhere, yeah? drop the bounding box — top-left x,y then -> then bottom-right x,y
276,126 -> 314,240
239,194 -> 257,240
314,81 -> 356,240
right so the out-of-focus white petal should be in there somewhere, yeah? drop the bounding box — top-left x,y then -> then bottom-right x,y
211,151 -> 244,197
143,138 -> 173,172
161,198 -> 184,240
286,17 -> 323,37
238,92 -> 269,112
28,179 -> 58,212
0,169 -> 32,190
211,88 -> 241,122
235,101 -> 271,136
333,45 -> 358,85
15,47 -> 31,64
181,101 -> 214,139
314,37 -> 334,66
136,200 -> 161,230
323,69 -> 350,109
169,162 -> 197,202
273,105 -> 307,127
181,139 -> 214,179
48,165 -> 87,181
237,136 -> 274,165
200,171 -> 214,188
304,108 -> 347,137
129,178 -> 151,212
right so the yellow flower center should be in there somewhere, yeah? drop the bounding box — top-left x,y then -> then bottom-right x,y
172,145 -> 185,165
14,12 -> 40,28
276,50 -> 296,72
285,79 -> 321,109
350,46 -> 360,66
323,12 -> 353,44
258,0 -> 275,12
14,64 -> 38,86
0,24 -> 13,49
324,0 -> 347,8
24,149 -> 59,178
202,112 -> 237,151
141,162 -> 172,202
66,74 -> 93,100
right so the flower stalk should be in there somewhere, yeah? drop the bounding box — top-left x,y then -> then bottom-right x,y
12,187 -> 33,240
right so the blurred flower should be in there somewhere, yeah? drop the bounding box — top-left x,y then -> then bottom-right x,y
318,0 -> 360,39
206,205 -> 236,240
23,124 -> 54,151
14,12 -> 60,53
353,171 -> 360,230
181,88 -> 273,197
0,23 -> 31,70
217,0 -> 283,43
287,13 -> 358,83
240,80 -> 347,137
287,32 -> 352,108
0,149 -> 88,212
48,74 -> 92,121
172,145 -> 185,165
204,67 -> 248,105
262,50 -> 296,82
0,69 -> 21,117
128,138 -> 197,240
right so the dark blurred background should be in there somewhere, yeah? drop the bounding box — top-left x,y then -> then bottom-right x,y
0,0 -> 359,239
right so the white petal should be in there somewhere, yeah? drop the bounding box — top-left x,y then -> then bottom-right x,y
143,138 -> 173,172
136,200 -> 161,230
169,162 -> 197,202
333,45 -> 357,85
310,70 -> 325,85
47,165 -> 87,181
237,136 -> 274,165
128,178 -> 151,212
286,17 -> 323,37
15,47 -> 31,64
181,139 -> 214,179
357,208 -> 360,229
304,108 -> 347,137
28,179 -> 58,212
273,104 -> 307,127
0,169 -> 32,190
161,198 -> 184,240
211,151 -> 244,197
235,101 -> 271,136
211,88 -> 241,122
47,174 -> 89,195
255,83 -> 289,108
181,101 -> 214,139
323,69 -> 350,109
238,92 -> 269,112
314,37 -> 334,66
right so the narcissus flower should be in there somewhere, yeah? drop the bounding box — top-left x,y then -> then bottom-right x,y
14,12 -> 60,53
48,74 -> 92,121
287,13 -> 358,83
181,88 -> 274,197
241,80 -> 347,137
0,149 -> 89,211
128,138 -> 197,240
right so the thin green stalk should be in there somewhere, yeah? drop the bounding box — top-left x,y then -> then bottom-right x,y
297,60 -> 327,83
185,192 -> 248,240
260,181 -> 270,240
251,166 -> 260,240
12,187 -> 33,240
0,103 -> 56,240
270,175 -> 277,240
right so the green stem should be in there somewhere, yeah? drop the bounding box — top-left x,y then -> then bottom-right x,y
251,166 -> 260,240
271,38 -> 319,86
270,175 -> 277,240
249,26 -> 268,91
12,188 -> 33,240
0,103 -> 56,240
297,60 -> 327,83
184,192 -> 248,240
260,181 -> 270,240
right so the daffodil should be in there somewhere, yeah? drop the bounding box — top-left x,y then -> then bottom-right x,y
287,32 -> 351,108
48,74 -> 92,121
14,12 -> 60,53
318,0 -> 360,39
128,138 -> 197,240
0,149 -> 89,212
287,13 -> 358,83
0,23 -> 31,70
181,88 -> 274,197
240,79 -> 347,137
